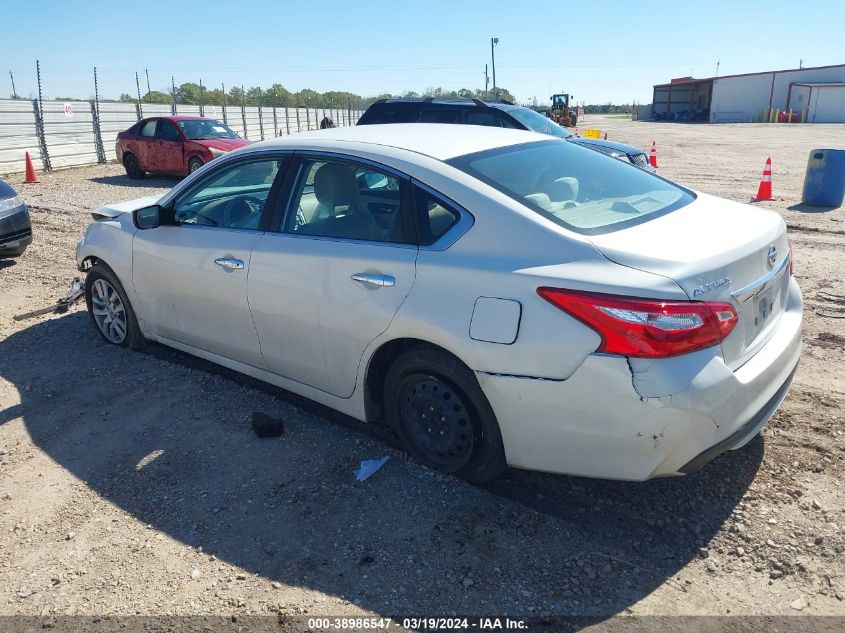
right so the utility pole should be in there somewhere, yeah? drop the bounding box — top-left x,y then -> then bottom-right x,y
490,38 -> 499,99
715,60 -> 720,77
171,75 -> 177,114
145,68 -> 151,102
799,58 -> 804,69
9,70 -> 16,99
484,64 -> 489,98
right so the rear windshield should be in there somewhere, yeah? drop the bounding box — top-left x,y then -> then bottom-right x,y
448,139 -> 693,234
503,107 -> 572,139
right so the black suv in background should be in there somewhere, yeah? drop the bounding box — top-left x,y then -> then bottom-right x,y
357,98 -> 653,171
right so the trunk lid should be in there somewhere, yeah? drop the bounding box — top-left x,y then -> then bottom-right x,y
587,192 -> 791,369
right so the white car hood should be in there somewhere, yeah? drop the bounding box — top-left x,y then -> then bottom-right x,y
93,194 -> 164,219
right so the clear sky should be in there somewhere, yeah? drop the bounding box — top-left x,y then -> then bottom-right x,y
3,0 -> 843,105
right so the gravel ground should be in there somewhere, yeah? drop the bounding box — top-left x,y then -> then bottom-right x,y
0,117 -> 843,628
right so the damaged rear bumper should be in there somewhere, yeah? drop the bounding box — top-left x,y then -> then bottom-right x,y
477,277 -> 802,480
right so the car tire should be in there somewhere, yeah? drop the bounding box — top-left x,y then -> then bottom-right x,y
124,154 -> 144,180
84,262 -> 146,350
570,113 -> 577,127
384,345 -> 506,484
0,246 -> 27,257
187,157 -> 204,174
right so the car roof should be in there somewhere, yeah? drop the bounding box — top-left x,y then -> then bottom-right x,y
573,136 -> 643,154
370,97 -> 516,108
251,123 -> 550,161
142,115 -> 220,122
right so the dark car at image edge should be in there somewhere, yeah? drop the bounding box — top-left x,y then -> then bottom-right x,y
0,179 -> 32,258
357,98 -> 653,170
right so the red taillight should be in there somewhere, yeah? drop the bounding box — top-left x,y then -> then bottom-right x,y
537,288 -> 738,358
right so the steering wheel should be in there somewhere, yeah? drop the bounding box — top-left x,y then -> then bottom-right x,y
223,195 -> 264,227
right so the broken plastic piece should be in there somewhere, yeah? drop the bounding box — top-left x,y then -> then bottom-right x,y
354,456 -> 389,481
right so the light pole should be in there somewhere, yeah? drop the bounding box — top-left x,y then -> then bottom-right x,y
491,37 -> 499,100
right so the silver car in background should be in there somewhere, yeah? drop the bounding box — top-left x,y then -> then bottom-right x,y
75,124 -> 802,483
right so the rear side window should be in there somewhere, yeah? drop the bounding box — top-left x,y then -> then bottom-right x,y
419,109 -> 461,124
139,120 -> 157,138
465,110 -> 502,127
284,159 -> 407,244
358,104 -> 419,124
448,139 -> 693,235
413,186 -> 460,245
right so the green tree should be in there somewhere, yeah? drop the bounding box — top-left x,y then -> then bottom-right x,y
227,86 -> 246,105
142,90 -> 172,104
175,82 -> 202,105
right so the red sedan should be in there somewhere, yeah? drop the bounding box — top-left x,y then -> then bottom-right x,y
115,116 -> 251,179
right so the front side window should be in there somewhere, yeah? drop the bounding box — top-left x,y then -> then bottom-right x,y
157,120 -> 180,142
448,139 -> 693,234
178,119 -> 239,140
172,159 -> 281,230
284,159 -> 405,243
139,120 -> 157,138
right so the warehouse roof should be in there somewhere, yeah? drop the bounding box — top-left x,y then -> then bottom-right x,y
653,63 -> 845,88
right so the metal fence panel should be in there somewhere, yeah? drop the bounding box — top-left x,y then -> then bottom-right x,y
226,106 -> 245,137
203,105 -> 223,120
41,101 -> 97,170
178,104 -> 202,116
0,92 -> 368,174
243,107 -> 261,140
0,99 -> 42,174
97,102 -> 139,161
261,107 -> 277,138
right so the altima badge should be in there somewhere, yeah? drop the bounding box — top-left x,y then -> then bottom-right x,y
692,277 -> 731,297
767,245 -> 777,269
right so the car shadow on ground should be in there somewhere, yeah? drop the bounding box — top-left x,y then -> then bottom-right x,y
88,174 -> 182,188
0,312 -> 761,623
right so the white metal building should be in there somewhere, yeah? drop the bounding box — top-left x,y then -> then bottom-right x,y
651,63 -> 845,123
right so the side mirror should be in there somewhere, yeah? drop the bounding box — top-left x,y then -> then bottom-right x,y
133,205 -> 162,229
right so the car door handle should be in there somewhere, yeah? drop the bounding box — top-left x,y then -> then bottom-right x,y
351,273 -> 395,287
214,257 -> 244,270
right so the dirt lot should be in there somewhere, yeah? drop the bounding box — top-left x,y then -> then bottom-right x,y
1,117 -> 844,628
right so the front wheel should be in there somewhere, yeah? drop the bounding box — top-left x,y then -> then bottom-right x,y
124,154 -> 144,179
84,263 -> 146,350
384,345 -> 506,484
187,157 -> 204,174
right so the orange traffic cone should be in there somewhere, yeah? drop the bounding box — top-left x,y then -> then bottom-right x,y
24,152 -> 39,184
574,127 -> 579,136
649,141 -> 658,168
752,157 -> 776,201
603,132 -> 608,140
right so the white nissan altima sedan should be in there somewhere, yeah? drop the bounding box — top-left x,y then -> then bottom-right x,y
76,124 -> 802,483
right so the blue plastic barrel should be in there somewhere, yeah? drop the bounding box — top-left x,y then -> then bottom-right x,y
801,149 -> 845,207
